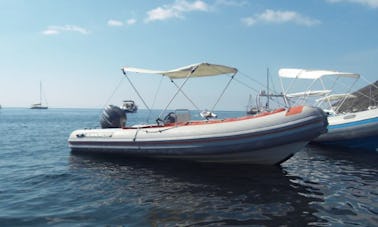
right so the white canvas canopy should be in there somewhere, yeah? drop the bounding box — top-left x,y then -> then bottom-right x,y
286,90 -> 332,98
316,93 -> 356,102
122,62 -> 238,79
279,68 -> 360,80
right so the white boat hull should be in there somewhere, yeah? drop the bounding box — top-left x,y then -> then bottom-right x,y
68,106 -> 328,165
30,103 -> 48,109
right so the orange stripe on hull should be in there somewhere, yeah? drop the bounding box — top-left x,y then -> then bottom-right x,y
286,106 -> 304,116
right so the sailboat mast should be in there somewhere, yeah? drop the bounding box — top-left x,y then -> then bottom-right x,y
39,81 -> 42,104
266,68 -> 269,109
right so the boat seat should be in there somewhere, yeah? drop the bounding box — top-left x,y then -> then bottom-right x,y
164,112 -> 177,124
162,109 -> 191,125
175,109 -> 191,123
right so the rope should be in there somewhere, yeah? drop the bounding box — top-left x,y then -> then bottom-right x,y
102,76 -> 124,108
171,79 -> 201,112
233,72 -> 286,108
96,76 -> 125,128
233,77 -> 260,93
158,65 -> 198,120
324,76 -> 377,109
360,75 -> 378,89
147,76 -> 164,123
210,74 -> 235,112
359,75 -> 378,104
123,70 -> 151,113
335,78 -> 358,113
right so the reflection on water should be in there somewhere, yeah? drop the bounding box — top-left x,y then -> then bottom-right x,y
282,145 -> 378,226
69,154 -> 325,226
1,108 -> 377,226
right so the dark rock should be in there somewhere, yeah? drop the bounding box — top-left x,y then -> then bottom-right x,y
337,81 -> 378,113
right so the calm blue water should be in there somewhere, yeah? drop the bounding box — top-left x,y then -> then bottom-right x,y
0,108 -> 377,226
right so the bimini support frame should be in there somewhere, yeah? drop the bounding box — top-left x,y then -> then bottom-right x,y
157,65 -> 199,121
121,62 -> 238,123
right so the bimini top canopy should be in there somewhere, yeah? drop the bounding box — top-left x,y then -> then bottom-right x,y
316,93 -> 357,102
279,68 -> 360,80
122,62 -> 238,79
286,90 -> 332,98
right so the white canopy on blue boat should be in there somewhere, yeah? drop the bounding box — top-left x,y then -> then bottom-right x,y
286,90 -> 332,98
279,68 -> 360,80
316,93 -> 357,102
122,62 -> 238,79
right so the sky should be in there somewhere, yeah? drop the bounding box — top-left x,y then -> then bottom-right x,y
1,0 -> 377,110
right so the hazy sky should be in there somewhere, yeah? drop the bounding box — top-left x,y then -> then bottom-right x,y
1,0 -> 377,110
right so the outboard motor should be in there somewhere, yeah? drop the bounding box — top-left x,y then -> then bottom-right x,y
100,105 -> 127,128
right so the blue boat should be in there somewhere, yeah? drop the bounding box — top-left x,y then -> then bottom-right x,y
279,68 -> 378,152
313,108 -> 378,151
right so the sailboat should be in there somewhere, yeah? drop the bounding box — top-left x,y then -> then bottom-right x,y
31,81 -> 48,109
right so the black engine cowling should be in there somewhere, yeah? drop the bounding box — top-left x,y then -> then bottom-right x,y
100,105 -> 127,129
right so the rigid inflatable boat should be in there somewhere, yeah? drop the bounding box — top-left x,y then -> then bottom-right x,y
68,63 -> 328,165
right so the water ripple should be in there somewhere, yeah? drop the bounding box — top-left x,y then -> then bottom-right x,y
282,145 -> 378,226
1,109 -> 377,226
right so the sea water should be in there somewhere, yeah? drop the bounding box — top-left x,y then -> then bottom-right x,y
0,108 -> 377,226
